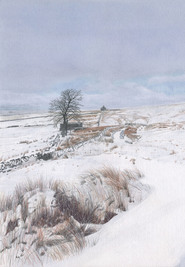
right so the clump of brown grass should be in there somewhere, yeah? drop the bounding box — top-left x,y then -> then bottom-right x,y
0,167 -> 145,266
45,219 -> 86,261
0,194 -> 13,212
21,198 -> 29,222
14,178 -> 46,207
80,166 -> 144,220
56,146 -> 62,151
104,137 -> 114,144
99,167 -> 128,191
31,207 -> 64,228
104,130 -> 112,137
170,150 -> 176,155
0,179 -> 47,213
54,186 -> 101,224
110,145 -> 118,151
124,126 -> 139,141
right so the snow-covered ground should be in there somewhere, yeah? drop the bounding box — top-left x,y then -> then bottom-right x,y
0,103 -> 185,266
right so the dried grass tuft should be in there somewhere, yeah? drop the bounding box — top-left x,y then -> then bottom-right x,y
104,130 -> 112,137
99,167 -> 128,191
31,207 -> 64,228
0,194 -> 13,212
104,137 -> 114,144
0,166 -> 145,266
110,145 -> 118,151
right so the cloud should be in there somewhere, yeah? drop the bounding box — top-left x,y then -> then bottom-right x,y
1,0 -> 185,110
79,80 -> 185,109
1,78 -> 185,111
148,74 -> 185,85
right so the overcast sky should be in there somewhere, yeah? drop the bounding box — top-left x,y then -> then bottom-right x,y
1,0 -> 185,111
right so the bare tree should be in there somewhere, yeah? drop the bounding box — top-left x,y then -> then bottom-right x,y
49,89 -> 82,136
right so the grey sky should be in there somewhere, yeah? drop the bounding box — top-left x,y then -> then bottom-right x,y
1,0 -> 185,110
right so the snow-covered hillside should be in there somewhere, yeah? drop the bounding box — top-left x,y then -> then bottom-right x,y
0,103 -> 185,266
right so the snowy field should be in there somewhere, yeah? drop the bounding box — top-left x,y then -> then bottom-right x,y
0,103 -> 185,266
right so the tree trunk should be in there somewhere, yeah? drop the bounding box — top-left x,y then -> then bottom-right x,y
61,128 -> 65,137
62,116 -> 68,137
64,121 -> 68,136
